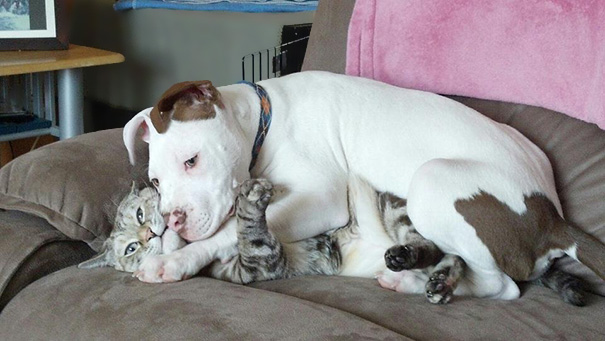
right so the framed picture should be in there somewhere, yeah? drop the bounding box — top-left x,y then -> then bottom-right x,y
0,0 -> 68,51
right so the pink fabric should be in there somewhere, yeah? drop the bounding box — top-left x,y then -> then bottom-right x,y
346,0 -> 605,129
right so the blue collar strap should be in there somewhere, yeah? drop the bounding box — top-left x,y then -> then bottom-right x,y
239,80 -> 273,171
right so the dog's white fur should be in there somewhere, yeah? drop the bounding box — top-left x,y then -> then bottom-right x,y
124,71 -> 564,298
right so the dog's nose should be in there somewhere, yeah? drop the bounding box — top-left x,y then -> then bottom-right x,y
166,210 -> 187,232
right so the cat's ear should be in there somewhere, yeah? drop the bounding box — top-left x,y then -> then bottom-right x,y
78,246 -> 114,269
130,181 -> 139,196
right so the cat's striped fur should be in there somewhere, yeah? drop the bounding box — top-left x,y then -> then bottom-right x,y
205,179 -> 341,284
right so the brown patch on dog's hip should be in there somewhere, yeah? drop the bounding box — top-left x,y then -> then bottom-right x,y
455,191 -> 571,281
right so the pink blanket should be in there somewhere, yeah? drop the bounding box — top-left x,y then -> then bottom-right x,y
346,0 -> 605,129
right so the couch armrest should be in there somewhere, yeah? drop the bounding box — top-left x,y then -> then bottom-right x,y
0,210 -> 94,310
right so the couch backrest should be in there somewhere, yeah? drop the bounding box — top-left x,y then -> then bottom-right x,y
302,0 -> 355,74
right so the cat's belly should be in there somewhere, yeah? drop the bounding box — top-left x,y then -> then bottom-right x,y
337,234 -> 430,295
337,234 -> 390,278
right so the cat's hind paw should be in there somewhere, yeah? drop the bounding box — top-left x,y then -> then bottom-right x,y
425,271 -> 454,304
384,244 -> 419,271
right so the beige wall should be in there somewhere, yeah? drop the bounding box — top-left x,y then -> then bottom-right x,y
71,1 -> 314,111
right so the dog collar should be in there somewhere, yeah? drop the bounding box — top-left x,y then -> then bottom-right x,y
239,81 -> 272,171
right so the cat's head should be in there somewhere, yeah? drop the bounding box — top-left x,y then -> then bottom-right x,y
78,183 -> 167,272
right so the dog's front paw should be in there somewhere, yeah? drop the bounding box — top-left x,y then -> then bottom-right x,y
162,229 -> 186,255
385,244 -> 419,271
375,270 -> 401,291
425,271 -> 454,304
238,179 -> 274,212
135,252 -> 195,283
134,255 -> 166,283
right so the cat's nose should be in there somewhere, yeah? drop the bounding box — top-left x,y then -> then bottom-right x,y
145,228 -> 158,242
166,210 -> 187,232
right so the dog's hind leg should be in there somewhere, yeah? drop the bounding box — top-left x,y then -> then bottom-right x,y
405,158 -> 523,299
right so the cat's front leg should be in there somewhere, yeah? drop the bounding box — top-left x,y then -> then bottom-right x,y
235,178 -> 287,283
135,220 -> 238,283
425,254 -> 466,304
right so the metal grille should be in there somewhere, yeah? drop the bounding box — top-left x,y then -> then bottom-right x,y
241,35 -> 309,82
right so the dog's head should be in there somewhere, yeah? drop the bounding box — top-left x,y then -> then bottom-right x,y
123,81 -> 250,241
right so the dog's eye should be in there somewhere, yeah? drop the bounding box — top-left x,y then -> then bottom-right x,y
125,242 -> 139,256
185,155 -> 198,168
151,178 -> 159,187
136,207 -> 144,225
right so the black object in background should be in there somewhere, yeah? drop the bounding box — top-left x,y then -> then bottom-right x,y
279,23 -> 312,76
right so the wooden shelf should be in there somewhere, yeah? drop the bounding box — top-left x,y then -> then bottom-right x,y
0,44 -> 125,76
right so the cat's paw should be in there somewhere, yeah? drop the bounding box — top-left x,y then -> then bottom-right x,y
425,271 -> 454,304
238,179 -> 273,212
384,244 -> 418,271
135,252 -> 195,283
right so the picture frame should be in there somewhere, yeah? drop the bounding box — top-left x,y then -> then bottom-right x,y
0,0 -> 68,51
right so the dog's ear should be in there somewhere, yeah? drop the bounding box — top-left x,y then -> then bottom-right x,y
151,81 -> 223,134
193,81 -> 223,105
123,107 -> 155,165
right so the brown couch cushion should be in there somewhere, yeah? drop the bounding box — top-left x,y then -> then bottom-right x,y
252,276 -> 605,340
0,210 -> 94,311
0,268 -> 407,340
301,0 -> 355,74
0,129 -> 148,251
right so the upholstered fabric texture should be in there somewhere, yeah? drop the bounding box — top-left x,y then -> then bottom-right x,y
0,268 -> 407,340
252,276 -> 605,340
301,0 -> 354,74
0,210 -> 94,311
0,129 -> 148,251
1,267 -> 603,340
346,0 -> 605,129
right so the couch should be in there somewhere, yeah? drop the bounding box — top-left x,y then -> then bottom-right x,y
0,1 -> 604,339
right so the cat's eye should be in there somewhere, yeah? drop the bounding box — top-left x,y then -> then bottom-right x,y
124,242 -> 139,256
184,155 -> 198,168
136,207 -> 144,225
151,178 -> 159,187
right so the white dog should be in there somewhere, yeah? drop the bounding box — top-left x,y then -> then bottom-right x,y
123,71 -> 604,300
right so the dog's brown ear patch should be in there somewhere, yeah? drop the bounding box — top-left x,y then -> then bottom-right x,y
150,80 -> 224,134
